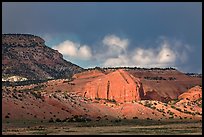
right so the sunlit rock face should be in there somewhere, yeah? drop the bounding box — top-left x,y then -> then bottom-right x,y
83,69 -> 144,103
178,86 -> 202,101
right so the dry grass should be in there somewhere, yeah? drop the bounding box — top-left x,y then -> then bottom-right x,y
2,119 -> 202,135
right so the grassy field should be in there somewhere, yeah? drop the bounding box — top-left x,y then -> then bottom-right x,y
2,119 -> 202,135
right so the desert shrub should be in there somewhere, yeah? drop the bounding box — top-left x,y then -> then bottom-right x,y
171,105 -> 176,109
175,107 -> 182,112
62,118 -> 69,122
157,108 -> 164,112
151,106 -> 156,109
144,103 -> 152,108
168,77 -> 176,80
183,109 -> 192,115
67,115 -> 91,122
169,111 -> 174,115
12,93 -> 18,99
169,116 -> 174,119
18,94 -> 23,98
115,119 -> 122,122
138,102 -> 142,105
56,118 -> 61,122
195,112 -> 201,115
133,116 -> 138,119
53,94 -> 57,99
5,115 -> 9,118
55,90 -> 61,93
97,116 -> 101,119
95,97 -> 101,100
106,99 -> 116,103
66,110 -> 69,112
65,95 -> 69,99
30,91 -> 42,99
48,118 -> 54,123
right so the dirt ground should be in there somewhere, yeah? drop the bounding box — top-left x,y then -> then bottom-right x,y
2,120 -> 202,135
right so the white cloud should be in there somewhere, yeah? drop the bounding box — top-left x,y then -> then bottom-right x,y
103,55 -> 130,67
103,34 -> 129,54
132,40 -> 177,68
132,48 -> 155,67
78,45 -> 92,59
53,40 -> 92,60
102,36 -> 188,68
53,40 -> 78,56
157,44 -> 176,64
52,34 -> 190,69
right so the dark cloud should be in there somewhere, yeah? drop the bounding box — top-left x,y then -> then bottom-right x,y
2,2 -> 202,73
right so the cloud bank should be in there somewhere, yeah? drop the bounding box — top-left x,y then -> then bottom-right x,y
52,34 -> 190,69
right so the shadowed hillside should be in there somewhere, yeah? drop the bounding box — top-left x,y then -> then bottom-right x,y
2,34 -> 84,81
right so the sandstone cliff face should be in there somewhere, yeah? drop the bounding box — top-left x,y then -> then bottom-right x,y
178,86 -> 202,101
128,69 -> 202,102
2,34 -> 84,80
83,69 -> 144,103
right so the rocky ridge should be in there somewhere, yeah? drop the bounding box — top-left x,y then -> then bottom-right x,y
2,34 -> 84,80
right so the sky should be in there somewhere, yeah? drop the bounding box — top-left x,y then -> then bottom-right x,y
2,2 -> 202,73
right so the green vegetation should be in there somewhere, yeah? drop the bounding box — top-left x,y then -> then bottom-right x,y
95,97 -> 101,100
2,80 -> 49,87
143,101 -> 156,110
30,91 -> 42,99
133,117 -> 138,119
144,76 -> 166,80
156,108 -> 165,113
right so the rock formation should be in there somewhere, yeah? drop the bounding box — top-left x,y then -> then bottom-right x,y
178,85 -> 202,101
83,69 -> 144,103
128,68 -> 202,101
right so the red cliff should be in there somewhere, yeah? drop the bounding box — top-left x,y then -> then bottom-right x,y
83,69 -> 144,103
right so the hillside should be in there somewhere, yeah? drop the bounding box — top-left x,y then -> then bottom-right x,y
2,79 -> 202,122
75,68 -> 201,102
2,34 -> 84,81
